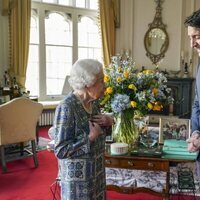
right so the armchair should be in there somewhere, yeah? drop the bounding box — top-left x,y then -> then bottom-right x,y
0,97 -> 43,172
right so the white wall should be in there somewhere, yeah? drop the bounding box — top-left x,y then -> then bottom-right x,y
116,0 -> 134,54
116,0 -> 200,76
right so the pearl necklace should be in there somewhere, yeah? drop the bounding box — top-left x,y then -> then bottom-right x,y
74,92 -> 93,114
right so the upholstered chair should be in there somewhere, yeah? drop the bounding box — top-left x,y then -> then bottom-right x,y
0,97 -> 43,172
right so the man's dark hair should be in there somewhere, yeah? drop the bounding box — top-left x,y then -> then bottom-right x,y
184,9 -> 200,27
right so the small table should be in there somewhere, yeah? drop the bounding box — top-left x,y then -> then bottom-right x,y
105,153 -> 196,200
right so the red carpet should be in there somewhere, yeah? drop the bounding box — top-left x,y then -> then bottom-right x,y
0,127 -> 199,200
38,126 -> 51,139
0,151 -> 58,200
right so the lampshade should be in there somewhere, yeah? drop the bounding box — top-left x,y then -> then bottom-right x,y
62,75 -> 72,95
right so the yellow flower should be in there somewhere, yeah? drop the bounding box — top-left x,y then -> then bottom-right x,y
153,104 -> 163,111
104,75 -> 110,83
131,101 -> 137,108
117,76 -> 122,83
128,84 -> 137,90
152,102 -> 163,111
147,102 -> 153,110
144,69 -> 154,75
152,88 -> 158,95
123,71 -> 129,79
137,72 -> 143,77
105,87 -> 113,94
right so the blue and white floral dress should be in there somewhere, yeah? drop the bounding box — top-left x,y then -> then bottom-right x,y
53,92 -> 106,200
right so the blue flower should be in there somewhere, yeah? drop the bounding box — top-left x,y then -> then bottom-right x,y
111,94 -> 131,113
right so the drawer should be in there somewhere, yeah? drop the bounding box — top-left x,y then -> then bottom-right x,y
105,158 -> 120,167
119,159 -> 169,171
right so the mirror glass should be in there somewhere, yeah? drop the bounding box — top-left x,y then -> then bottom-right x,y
145,28 -> 167,55
144,0 -> 169,65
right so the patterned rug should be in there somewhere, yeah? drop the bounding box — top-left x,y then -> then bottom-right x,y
37,137 -> 51,151
4,137 -> 51,160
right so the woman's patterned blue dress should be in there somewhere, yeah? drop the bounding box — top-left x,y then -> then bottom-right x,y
53,92 -> 106,200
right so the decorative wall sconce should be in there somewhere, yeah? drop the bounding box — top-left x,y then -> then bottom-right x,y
180,51 -> 192,78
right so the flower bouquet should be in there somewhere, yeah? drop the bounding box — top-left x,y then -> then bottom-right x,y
101,54 -> 172,146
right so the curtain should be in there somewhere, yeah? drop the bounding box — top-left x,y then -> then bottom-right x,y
99,0 -> 117,67
8,0 -> 31,88
1,0 -> 9,16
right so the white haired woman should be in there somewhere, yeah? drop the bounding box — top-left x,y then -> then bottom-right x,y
53,59 -> 113,200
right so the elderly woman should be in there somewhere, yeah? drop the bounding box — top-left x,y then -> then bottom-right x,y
53,59 -> 113,200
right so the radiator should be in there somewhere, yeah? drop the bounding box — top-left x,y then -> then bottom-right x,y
39,109 -> 55,126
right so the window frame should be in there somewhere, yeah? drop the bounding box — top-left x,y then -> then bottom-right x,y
29,2 -> 100,101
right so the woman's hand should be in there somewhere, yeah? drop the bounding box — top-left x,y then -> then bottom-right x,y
88,121 -> 102,142
90,114 -> 114,127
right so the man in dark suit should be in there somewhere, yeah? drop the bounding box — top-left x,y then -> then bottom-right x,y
185,9 -> 200,177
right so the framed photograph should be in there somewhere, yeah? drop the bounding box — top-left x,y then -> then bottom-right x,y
159,117 -> 191,144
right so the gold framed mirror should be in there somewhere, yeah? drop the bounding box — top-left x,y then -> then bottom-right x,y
144,0 -> 169,65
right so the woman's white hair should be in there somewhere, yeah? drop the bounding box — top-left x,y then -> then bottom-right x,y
68,59 -> 103,90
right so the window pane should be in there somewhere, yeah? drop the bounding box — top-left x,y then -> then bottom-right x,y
46,46 -> 72,95
78,16 -> 100,47
42,0 -> 57,3
58,0 -> 70,6
78,47 -> 101,61
26,45 -> 39,96
89,0 -> 98,9
30,16 -> 39,44
45,13 -> 72,45
76,0 -> 85,8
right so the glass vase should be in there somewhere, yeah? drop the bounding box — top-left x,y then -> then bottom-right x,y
112,109 -> 139,148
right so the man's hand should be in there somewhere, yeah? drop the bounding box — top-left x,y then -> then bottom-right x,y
187,131 -> 200,152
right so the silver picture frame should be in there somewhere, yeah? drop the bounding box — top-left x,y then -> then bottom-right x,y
159,117 -> 191,145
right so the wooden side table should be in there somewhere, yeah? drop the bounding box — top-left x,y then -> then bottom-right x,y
105,154 -> 196,200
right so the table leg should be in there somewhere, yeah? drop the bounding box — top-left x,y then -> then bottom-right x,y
163,171 -> 170,200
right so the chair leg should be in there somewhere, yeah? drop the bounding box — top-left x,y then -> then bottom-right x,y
36,122 -> 39,145
0,146 -> 7,173
31,140 -> 38,168
20,142 -> 24,156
